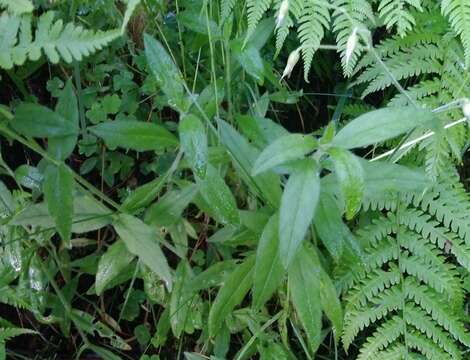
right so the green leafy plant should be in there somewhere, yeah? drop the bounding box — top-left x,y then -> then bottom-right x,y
1,0 -> 470,359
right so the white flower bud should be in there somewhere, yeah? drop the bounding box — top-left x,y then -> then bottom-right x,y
281,47 -> 301,81
462,100 -> 470,120
345,27 -> 358,65
276,0 -> 289,29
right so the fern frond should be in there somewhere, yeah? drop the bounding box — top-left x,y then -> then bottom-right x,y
404,278 -> 470,347
246,0 -> 272,40
332,0 -> 373,76
357,316 -> 404,360
342,286 -> 403,350
221,0 -> 236,21
378,0 -> 423,36
345,266 -> 401,311
298,0 -> 330,80
404,306 -> 462,359
406,331 -> 452,360
441,0 -> 470,65
0,11 -> 122,70
0,0 -> 33,15
0,327 -> 36,342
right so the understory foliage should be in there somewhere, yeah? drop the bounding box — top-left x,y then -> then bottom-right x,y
0,0 -> 470,359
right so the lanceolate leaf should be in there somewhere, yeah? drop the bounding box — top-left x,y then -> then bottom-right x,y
145,184 -> 198,227
253,213 -> 284,310
144,34 -> 188,112
218,119 -> 282,207
96,241 -> 135,295
13,103 -> 78,138
279,159 -> 320,269
252,134 -> 317,175
48,80 -> 79,160
332,107 -> 436,149
43,163 -> 74,247
113,214 -> 172,291
179,114 -> 208,178
197,164 -> 240,225
289,247 -> 322,354
170,260 -> 192,338
11,194 -> 112,233
208,256 -> 255,337
89,120 -> 178,151
329,148 -> 364,220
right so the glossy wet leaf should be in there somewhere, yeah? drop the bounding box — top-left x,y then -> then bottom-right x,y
144,34 -> 188,112
208,256 -> 255,337
218,119 -> 282,207
11,194 -> 112,233
197,165 -> 239,225
113,214 -> 172,291
96,241 -> 135,295
89,120 -> 178,151
170,261 -> 192,337
48,80 -> 79,160
253,213 -> 284,310
279,159 -> 320,269
13,103 -> 78,138
145,184 -> 198,227
43,163 -> 74,247
289,247 -> 322,354
252,134 -> 317,175
179,114 -> 208,178
332,107 -> 436,149
329,148 -> 364,220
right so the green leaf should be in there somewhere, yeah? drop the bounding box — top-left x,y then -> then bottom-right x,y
332,107 -> 436,149
252,134 -> 317,175
11,194 -> 112,233
89,120 -> 178,151
177,11 -> 221,37
145,184 -> 198,227
232,41 -> 264,82
197,165 -> 240,225
329,148 -> 364,220
96,241 -> 135,295
253,213 -> 284,310
14,165 -> 42,190
208,256 -> 255,337
289,247 -> 322,354
13,103 -> 78,138
43,164 -> 74,247
0,180 -> 14,215
113,214 -> 172,291
170,261 -> 192,337
361,159 -> 430,196
319,267 -> 343,339
144,34 -> 188,112
279,160 -> 320,269
314,193 -> 347,261
179,114 -> 208,178
218,119 -> 282,207
121,177 -> 165,213
48,80 -> 79,160
0,0 -> 34,15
